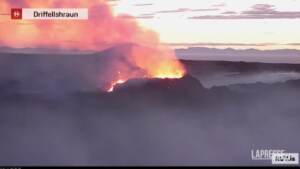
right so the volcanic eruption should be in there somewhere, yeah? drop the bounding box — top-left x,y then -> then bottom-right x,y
0,0 -> 186,92
105,44 -> 186,92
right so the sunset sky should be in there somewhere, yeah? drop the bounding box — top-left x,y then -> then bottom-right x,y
110,0 -> 300,49
1,0 -> 300,50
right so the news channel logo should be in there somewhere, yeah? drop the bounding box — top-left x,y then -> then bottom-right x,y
251,149 -> 299,165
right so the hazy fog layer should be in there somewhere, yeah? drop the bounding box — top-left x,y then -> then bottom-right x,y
196,71 -> 300,88
176,47 -> 300,64
0,52 -> 299,166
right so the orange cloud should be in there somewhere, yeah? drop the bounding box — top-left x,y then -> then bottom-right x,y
0,0 -> 160,50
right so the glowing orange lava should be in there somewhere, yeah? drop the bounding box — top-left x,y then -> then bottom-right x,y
106,47 -> 186,92
107,64 -> 186,92
107,79 -> 127,92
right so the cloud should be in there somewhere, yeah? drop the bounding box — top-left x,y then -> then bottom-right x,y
191,8 -> 220,12
288,43 -> 300,46
166,42 -> 277,47
134,3 -> 153,7
167,42 -> 300,49
156,8 -> 191,14
243,4 -> 275,14
212,2 -> 226,7
128,7 -> 219,19
120,14 -> 155,20
221,11 -> 237,15
156,8 -> 219,14
136,13 -> 155,19
189,3 -> 300,19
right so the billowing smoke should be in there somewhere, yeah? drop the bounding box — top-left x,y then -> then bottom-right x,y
0,0 -> 185,91
1,0 -> 158,50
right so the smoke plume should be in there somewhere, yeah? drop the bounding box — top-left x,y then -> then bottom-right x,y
0,0 -> 185,91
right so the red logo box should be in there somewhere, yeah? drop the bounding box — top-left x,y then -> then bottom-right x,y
11,8 -> 22,20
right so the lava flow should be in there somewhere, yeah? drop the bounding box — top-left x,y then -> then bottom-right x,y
107,79 -> 126,92
106,59 -> 186,92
